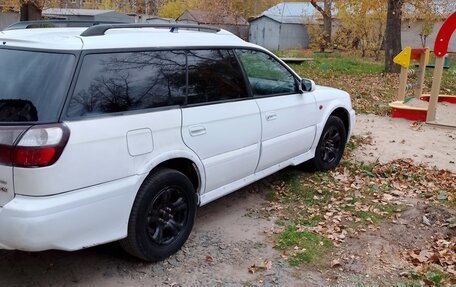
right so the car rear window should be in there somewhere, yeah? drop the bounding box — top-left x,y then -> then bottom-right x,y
66,51 -> 187,118
0,49 -> 75,123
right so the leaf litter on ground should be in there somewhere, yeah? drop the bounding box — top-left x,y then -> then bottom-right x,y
263,136 -> 455,283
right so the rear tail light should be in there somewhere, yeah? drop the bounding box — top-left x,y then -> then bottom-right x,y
0,126 -> 29,166
0,124 -> 69,168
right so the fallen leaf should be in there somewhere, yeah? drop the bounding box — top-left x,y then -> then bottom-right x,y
383,194 -> 394,201
248,260 -> 272,274
331,259 -> 341,268
422,215 -> 431,226
204,255 -> 213,263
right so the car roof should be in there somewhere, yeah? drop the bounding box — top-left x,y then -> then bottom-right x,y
0,27 -> 257,51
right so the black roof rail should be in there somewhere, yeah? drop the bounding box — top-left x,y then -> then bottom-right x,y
80,23 -> 221,37
5,20 -> 129,31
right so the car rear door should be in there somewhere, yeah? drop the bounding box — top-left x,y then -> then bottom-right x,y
181,49 -> 261,193
28,50 -> 187,197
236,49 -> 318,172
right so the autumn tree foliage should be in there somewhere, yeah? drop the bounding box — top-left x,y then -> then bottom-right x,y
335,0 -> 386,59
157,0 -> 285,20
403,0 -> 453,48
332,0 -> 452,72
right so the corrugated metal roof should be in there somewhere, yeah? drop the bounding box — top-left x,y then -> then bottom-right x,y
43,8 -> 115,17
259,2 -> 322,24
177,9 -> 248,25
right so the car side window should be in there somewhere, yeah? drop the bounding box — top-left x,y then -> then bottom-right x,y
187,49 -> 248,105
67,50 -> 186,118
236,49 -> 297,96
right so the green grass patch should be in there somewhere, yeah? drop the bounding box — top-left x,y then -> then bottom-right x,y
276,225 -> 333,266
265,190 -> 278,201
274,170 -> 334,205
363,281 -> 421,287
390,267 -> 453,287
297,215 -> 323,227
389,283 -> 421,287
289,54 -> 383,77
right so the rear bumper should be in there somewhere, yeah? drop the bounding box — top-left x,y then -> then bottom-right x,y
0,176 -> 141,251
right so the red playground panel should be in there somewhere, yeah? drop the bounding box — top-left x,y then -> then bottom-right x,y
433,12 -> 456,57
410,48 -> 427,61
420,95 -> 456,104
391,107 -> 427,121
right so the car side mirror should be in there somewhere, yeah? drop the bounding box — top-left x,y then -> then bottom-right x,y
301,79 -> 316,92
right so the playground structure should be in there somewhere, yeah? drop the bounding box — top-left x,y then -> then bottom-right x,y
389,11 -> 456,126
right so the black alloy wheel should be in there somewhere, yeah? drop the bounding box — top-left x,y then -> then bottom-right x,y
319,125 -> 342,164
146,186 -> 188,246
120,168 -> 197,261
312,116 -> 347,171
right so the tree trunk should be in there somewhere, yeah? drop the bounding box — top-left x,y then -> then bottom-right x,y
310,0 -> 332,51
20,2 -> 42,21
323,0 -> 332,47
384,0 -> 403,73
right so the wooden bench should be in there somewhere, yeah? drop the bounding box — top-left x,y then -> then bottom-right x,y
280,57 -> 314,64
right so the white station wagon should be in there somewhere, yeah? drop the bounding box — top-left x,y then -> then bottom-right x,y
0,22 -> 355,261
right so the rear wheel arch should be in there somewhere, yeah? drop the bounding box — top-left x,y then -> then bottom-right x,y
152,158 -> 201,193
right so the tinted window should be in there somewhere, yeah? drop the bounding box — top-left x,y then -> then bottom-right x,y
236,50 -> 297,96
0,49 -> 75,122
187,50 -> 248,104
67,51 -> 186,118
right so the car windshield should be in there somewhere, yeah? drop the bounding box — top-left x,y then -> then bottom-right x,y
0,49 -> 75,123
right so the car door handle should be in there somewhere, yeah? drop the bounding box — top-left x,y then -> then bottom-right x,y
189,126 -> 207,137
266,113 -> 278,121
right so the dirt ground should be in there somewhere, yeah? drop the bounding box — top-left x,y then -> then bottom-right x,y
0,114 -> 454,287
352,114 -> 456,173
407,98 -> 456,127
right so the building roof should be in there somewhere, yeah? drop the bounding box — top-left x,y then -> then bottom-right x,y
145,16 -> 176,24
42,8 -> 116,17
177,9 -> 248,26
255,2 -> 323,24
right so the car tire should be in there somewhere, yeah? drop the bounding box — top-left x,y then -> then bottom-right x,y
311,116 -> 347,171
120,168 -> 197,261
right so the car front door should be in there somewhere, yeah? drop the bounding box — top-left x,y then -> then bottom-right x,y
236,49 -> 318,172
